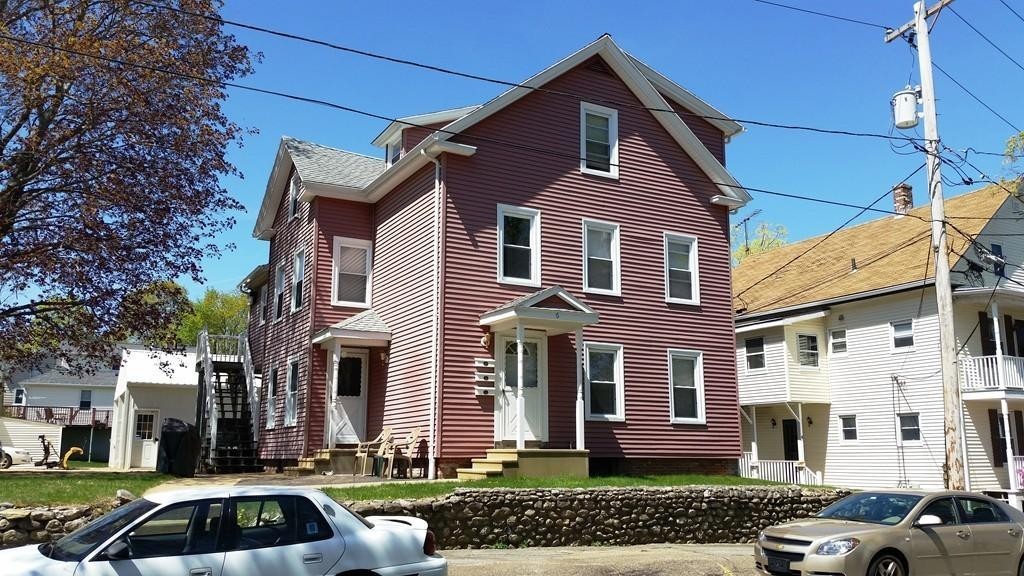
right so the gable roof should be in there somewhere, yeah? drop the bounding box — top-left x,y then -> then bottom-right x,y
482,285 -> 596,317
371,105 -> 481,147
733,186 -> 1011,320
332,309 -> 390,333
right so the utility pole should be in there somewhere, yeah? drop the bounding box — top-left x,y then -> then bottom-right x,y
886,0 -> 964,490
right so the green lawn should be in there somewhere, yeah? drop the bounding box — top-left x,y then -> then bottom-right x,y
0,472 -> 171,507
326,473 -> 780,502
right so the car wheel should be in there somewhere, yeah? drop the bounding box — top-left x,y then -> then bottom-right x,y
868,553 -> 905,576
0,453 -> 11,469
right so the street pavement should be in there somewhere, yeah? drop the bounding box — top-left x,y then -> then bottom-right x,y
444,543 -> 758,576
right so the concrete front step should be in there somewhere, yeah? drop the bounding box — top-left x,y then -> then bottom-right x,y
455,467 -> 504,480
470,458 -> 519,472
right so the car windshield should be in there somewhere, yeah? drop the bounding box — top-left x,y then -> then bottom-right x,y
815,493 -> 923,525
45,498 -> 159,562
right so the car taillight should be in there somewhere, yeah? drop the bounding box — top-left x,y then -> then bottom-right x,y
423,530 -> 437,556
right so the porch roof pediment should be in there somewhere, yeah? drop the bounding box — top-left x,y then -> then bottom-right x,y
480,286 -> 599,335
312,309 -> 392,347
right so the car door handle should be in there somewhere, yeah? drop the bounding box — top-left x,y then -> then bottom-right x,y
956,530 -> 970,539
190,569 -> 213,576
303,553 -> 323,564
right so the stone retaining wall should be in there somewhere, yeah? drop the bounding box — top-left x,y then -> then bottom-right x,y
0,502 -> 113,548
348,486 -> 851,549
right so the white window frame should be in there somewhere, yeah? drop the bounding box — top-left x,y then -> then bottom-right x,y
839,415 -> 858,442
291,250 -> 305,312
891,319 -> 915,351
285,357 -> 298,427
386,137 -> 401,168
584,342 -> 625,422
830,328 -> 848,355
332,237 -> 373,308
582,219 -> 620,295
258,285 -> 267,325
79,389 -> 92,410
796,333 -> 819,368
745,337 -> 766,372
12,387 -> 25,406
580,102 -> 619,179
668,349 -> 706,425
898,412 -> 921,445
265,366 -> 278,429
496,204 -> 541,287
664,232 -> 700,305
274,264 -> 286,322
287,174 -> 300,220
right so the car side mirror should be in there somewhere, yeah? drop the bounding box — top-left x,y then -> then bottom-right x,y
915,514 -> 942,528
104,540 -> 131,560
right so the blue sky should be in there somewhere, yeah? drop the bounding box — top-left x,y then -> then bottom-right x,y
187,0 -> 1024,297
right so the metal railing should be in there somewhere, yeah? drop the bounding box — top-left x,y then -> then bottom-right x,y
737,454 -> 825,486
961,355 -> 1024,391
2,404 -> 112,427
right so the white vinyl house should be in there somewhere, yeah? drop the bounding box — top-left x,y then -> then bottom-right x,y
109,346 -> 197,470
733,184 -> 1024,507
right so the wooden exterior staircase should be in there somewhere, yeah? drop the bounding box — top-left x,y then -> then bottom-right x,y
196,331 -> 262,474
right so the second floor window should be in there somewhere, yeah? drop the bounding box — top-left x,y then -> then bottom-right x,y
13,388 -> 25,405
287,174 -> 299,220
797,334 -> 818,367
830,329 -> 847,354
291,251 -> 305,312
274,265 -> 286,320
899,412 -> 920,442
266,367 -> 278,429
665,233 -> 699,305
580,102 -> 619,177
79,390 -> 92,409
745,337 -> 765,370
285,360 -> 299,426
333,237 -> 372,307
892,319 -> 914,349
497,205 -> 540,286
258,285 -> 267,325
583,220 -> 620,294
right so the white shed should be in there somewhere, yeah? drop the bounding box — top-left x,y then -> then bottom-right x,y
108,346 -> 197,470
0,417 -> 63,465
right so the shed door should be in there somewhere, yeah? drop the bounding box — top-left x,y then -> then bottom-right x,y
132,410 -> 159,469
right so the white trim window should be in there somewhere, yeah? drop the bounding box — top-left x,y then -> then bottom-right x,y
333,237 -> 372,307
745,337 -> 765,371
257,285 -> 267,325
669,349 -> 705,424
580,102 -> 619,178
497,204 -> 541,286
285,359 -> 298,427
291,251 -> 305,312
892,319 -> 914,350
664,233 -> 699,305
79,390 -> 92,410
584,342 -> 624,421
274,264 -> 286,321
583,219 -> 620,295
12,387 -> 25,406
265,366 -> 278,429
287,174 -> 300,220
898,412 -> 920,443
797,334 -> 819,367
386,137 -> 401,167
840,415 -> 857,441
830,329 -> 847,354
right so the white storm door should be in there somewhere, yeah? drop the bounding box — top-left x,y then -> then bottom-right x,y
133,410 -> 159,469
497,334 -> 548,442
330,348 -> 368,446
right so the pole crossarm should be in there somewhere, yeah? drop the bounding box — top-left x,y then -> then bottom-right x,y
885,0 -> 955,42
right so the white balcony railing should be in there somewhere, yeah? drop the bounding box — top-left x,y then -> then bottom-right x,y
737,452 -> 824,486
961,355 -> 1024,391
1014,456 -> 1024,490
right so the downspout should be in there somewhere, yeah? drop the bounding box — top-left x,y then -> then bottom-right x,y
423,149 -> 441,479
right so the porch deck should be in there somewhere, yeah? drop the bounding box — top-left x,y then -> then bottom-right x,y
3,404 -> 112,427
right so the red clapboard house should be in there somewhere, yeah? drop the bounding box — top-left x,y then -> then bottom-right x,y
240,35 -> 750,479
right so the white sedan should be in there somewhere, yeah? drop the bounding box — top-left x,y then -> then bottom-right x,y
0,486 -> 447,576
0,445 -> 33,468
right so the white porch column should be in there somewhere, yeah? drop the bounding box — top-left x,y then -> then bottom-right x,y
1002,398 -> 1018,492
575,328 -> 585,451
516,321 -> 525,450
994,301 -> 1006,386
751,405 -> 759,462
796,403 -> 806,463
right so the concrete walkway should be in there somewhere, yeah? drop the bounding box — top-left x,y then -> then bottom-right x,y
444,544 -> 757,576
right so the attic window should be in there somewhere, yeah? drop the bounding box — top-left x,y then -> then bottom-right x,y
386,138 -> 401,167
580,102 -> 619,178
287,174 -> 299,220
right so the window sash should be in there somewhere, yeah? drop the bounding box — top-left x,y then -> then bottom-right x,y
285,362 -> 298,426
831,329 -> 847,353
333,239 -> 371,306
797,334 -> 819,367
13,388 -> 25,405
274,266 -> 286,320
893,320 -> 914,348
266,368 -> 278,429
745,337 -> 765,370
580,103 -> 618,177
664,234 -> 698,303
585,344 -> 622,420
840,415 -> 857,440
288,175 -> 299,219
584,221 -> 618,293
497,206 -> 540,285
79,390 -> 92,410
292,252 -> 305,311
669,351 -> 703,423
899,413 -> 920,442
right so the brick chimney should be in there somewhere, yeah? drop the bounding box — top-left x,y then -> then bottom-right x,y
893,183 -> 913,215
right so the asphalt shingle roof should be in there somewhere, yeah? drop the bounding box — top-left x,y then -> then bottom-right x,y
334,309 -> 390,333
733,185 -> 1012,317
282,137 -> 384,189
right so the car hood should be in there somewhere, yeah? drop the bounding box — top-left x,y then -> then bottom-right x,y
766,519 -> 893,541
0,545 -> 76,576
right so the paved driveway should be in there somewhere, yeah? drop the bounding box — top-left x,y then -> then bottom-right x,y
444,543 -> 758,576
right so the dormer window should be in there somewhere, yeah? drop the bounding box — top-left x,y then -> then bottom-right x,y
386,137 -> 402,167
580,102 -> 619,178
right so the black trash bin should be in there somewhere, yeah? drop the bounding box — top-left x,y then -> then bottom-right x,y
157,418 -> 200,477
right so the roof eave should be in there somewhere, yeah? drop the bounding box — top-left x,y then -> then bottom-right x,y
252,139 -> 292,240
735,278 -> 936,323
370,105 -> 482,147
363,137 -> 477,202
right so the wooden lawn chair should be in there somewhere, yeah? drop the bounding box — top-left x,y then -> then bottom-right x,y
382,427 -> 421,479
354,427 -> 392,476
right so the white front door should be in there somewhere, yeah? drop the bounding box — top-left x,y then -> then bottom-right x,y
329,347 -> 368,446
496,333 -> 548,442
132,410 -> 159,469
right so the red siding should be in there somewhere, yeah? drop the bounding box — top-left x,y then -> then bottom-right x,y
372,165 -> 437,439
402,122 -> 450,154
661,94 -> 726,165
256,168 -> 315,461
312,199 -> 374,328
438,58 -> 739,460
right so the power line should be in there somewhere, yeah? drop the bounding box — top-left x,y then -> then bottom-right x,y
930,57 -> 1022,134
1000,0 -> 1024,25
948,6 -> 1024,75
750,0 -> 890,30
130,0 -> 928,145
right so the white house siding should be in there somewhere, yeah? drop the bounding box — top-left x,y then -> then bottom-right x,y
741,403 -> 829,475
736,327 -> 788,405
784,320 -> 829,403
0,417 -> 63,463
824,291 -> 946,489
951,193 -> 1024,289
22,384 -> 114,410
